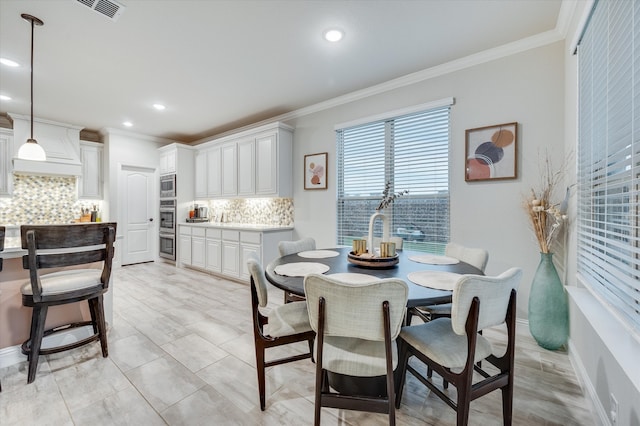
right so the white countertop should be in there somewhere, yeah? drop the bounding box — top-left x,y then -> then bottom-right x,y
178,222 -> 294,232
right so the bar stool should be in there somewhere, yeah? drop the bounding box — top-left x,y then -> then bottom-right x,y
20,223 -> 116,384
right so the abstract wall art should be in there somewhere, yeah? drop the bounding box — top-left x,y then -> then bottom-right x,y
304,152 -> 328,190
465,122 -> 518,181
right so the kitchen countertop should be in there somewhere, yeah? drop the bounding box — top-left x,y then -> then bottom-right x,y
177,222 -> 294,232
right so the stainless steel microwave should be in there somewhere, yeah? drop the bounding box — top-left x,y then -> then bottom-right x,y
160,174 -> 176,198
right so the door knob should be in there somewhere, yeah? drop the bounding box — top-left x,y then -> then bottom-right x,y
149,218 -> 154,222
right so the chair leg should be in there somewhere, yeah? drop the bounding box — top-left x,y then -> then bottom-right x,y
501,376 -> 514,425
27,305 -> 48,384
90,296 -> 108,357
394,340 -> 410,409
255,342 -> 267,411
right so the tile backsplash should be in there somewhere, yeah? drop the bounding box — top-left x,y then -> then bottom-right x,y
0,175 -> 101,224
206,198 -> 293,226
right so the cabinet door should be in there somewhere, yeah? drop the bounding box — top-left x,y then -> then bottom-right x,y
160,150 -> 176,174
79,142 -> 103,199
255,133 -> 277,195
237,138 -> 255,196
206,238 -> 222,272
0,130 -> 11,195
194,151 -> 207,199
221,143 -> 237,196
240,243 -> 261,280
222,241 -> 240,277
179,235 -> 192,265
207,146 -> 222,197
191,236 -> 206,268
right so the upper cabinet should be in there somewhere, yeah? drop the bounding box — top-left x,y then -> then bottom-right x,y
194,122 -> 293,199
78,141 -> 103,199
159,148 -> 177,175
0,128 -> 12,196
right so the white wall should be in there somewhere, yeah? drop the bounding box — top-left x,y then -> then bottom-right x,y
284,41 -> 565,321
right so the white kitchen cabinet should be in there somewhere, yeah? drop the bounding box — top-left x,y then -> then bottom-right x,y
222,230 -> 240,277
191,227 -> 206,269
205,228 -> 222,272
0,129 -> 12,196
255,132 -> 278,195
240,231 -> 261,280
78,141 -> 103,199
194,151 -> 207,199
237,138 -> 255,196
221,143 -> 237,197
159,148 -> 176,174
179,226 -> 192,266
206,146 -> 222,197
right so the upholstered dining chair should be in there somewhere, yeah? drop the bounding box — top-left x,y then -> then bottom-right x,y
20,223 -> 116,384
278,237 -> 316,302
408,242 -> 489,325
304,273 -> 408,426
395,268 -> 522,426
246,254 -> 315,411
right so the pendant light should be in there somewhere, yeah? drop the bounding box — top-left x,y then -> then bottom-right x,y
17,13 -> 46,161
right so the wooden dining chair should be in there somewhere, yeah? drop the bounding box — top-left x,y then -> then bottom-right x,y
278,237 -> 316,302
246,254 -> 315,410
407,242 -> 489,325
20,223 -> 117,384
395,268 -> 522,426
304,273 -> 408,426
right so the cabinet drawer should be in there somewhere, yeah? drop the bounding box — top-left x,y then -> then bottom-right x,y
179,226 -> 192,236
192,227 -> 206,237
222,230 -> 240,241
241,231 -> 261,245
206,228 -> 222,239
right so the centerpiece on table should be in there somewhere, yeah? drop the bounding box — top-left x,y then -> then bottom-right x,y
352,182 -> 409,266
524,152 -> 570,350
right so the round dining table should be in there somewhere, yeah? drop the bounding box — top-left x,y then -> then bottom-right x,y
264,246 -> 484,309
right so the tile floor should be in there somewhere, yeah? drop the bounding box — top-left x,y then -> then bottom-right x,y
0,261 -> 596,425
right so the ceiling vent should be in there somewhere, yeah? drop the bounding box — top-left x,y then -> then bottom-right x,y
75,0 -> 126,22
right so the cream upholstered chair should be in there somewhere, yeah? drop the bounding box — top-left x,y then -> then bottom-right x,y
408,242 -> 489,324
395,268 -> 522,426
304,273 -> 408,426
278,237 -> 316,302
246,254 -> 315,410
277,237 -> 316,257
20,223 -> 116,384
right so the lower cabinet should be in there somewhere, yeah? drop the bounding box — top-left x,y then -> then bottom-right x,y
177,224 -> 292,282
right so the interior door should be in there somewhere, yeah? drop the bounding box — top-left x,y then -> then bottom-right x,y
120,165 -> 155,265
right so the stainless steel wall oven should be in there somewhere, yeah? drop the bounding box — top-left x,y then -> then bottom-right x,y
159,198 -> 176,260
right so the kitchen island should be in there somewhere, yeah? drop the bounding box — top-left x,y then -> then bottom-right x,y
0,225 -> 112,352
177,222 -> 293,282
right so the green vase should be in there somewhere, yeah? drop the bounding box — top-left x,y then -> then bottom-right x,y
528,252 -> 568,350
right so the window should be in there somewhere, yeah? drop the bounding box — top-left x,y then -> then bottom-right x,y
577,0 -> 640,330
336,102 -> 451,253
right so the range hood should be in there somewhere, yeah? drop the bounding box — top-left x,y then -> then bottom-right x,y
9,113 -> 83,177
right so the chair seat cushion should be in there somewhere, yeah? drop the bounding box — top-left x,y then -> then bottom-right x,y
21,269 -> 102,296
266,301 -> 313,337
399,318 -> 492,369
318,336 -> 397,377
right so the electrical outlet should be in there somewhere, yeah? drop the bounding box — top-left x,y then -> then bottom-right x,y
610,393 -> 618,426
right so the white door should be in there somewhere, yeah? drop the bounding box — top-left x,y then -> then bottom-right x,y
120,165 -> 155,265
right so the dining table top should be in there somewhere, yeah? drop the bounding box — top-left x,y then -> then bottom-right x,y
264,246 -> 484,308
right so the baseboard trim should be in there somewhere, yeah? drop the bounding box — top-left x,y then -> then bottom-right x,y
567,339 -> 610,426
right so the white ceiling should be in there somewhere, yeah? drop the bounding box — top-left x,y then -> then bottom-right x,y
0,0 -> 564,143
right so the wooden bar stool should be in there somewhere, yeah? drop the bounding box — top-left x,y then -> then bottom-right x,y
20,223 -> 116,384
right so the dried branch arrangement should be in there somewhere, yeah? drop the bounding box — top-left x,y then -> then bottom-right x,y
376,181 -> 409,211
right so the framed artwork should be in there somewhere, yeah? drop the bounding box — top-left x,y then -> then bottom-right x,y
465,122 -> 518,181
304,152 -> 328,190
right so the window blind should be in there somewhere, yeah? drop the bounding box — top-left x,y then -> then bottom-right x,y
337,107 -> 450,253
577,0 -> 640,330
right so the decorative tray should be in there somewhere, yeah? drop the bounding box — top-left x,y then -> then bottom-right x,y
347,251 -> 399,269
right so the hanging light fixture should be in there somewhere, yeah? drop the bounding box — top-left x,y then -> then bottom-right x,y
17,13 -> 46,161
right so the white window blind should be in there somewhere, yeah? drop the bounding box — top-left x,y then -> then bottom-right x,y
577,0 -> 640,330
337,106 -> 450,253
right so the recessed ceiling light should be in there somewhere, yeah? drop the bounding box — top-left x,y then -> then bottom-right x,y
123,121 -> 133,127
323,28 -> 344,42
0,58 -> 20,67
0,95 -> 11,101
153,103 -> 166,111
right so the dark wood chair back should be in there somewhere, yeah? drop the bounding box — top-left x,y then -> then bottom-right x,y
0,225 -> 5,272
21,223 -> 116,302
